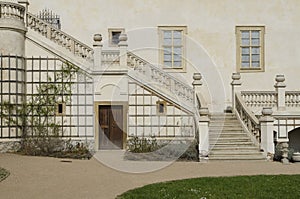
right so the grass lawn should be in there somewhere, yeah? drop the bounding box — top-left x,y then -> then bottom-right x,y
117,175 -> 300,199
0,167 -> 10,182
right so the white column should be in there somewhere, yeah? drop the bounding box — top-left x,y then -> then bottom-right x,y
93,34 -> 103,71
231,73 -> 242,111
198,107 -> 210,162
274,74 -> 286,111
118,33 -> 128,69
259,107 -> 275,158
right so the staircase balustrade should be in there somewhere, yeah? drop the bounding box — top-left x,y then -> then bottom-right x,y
235,93 -> 261,145
0,2 -> 25,20
101,50 -> 120,66
241,91 -> 277,108
127,52 -> 194,107
285,91 -> 300,107
27,13 -> 94,62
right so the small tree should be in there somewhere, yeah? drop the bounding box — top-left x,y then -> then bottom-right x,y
1,62 -> 78,155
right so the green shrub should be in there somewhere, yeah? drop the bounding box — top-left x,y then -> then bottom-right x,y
125,137 -> 198,161
0,168 -> 10,182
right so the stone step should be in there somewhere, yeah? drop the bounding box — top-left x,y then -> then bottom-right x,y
209,151 -> 263,155
209,133 -> 248,137
209,155 -> 266,160
208,113 -> 265,161
209,122 -> 242,126
212,141 -> 255,146
209,126 -> 243,129
209,137 -> 251,142
210,146 -> 259,150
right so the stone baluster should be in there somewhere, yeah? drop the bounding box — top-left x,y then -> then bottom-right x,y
118,33 -> 128,69
259,107 -> 275,159
93,34 -> 103,70
198,107 -> 210,162
231,72 -> 242,111
274,74 -> 286,111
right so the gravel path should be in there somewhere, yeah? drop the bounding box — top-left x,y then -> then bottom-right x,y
1,153 -> 300,199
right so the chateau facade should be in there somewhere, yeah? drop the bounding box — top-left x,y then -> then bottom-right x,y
1,0 -> 300,161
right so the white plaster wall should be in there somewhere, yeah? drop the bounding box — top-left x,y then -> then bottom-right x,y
28,0 -> 300,111
94,75 -> 128,102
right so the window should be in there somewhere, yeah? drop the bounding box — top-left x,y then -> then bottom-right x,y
56,102 -> 65,115
236,26 -> 265,72
156,101 -> 166,115
108,28 -> 124,46
159,26 -> 187,70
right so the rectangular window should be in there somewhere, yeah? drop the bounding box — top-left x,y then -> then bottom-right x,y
159,26 -> 187,71
236,26 -> 265,72
56,102 -> 66,115
156,101 -> 166,115
108,28 -> 125,46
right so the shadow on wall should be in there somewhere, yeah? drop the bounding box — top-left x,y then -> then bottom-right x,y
288,128 -> 300,152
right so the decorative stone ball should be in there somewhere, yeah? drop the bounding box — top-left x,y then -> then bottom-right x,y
93,34 -> 102,42
193,73 -> 202,81
232,72 -> 241,80
275,74 -> 285,83
119,33 -> 128,42
262,107 -> 273,116
199,107 -> 209,116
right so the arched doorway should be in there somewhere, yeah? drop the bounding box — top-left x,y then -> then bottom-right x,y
288,127 -> 300,152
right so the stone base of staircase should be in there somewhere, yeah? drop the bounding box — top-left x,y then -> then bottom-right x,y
208,113 -> 266,161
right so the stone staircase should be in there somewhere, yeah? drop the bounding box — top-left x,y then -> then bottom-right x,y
209,113 -> 265,160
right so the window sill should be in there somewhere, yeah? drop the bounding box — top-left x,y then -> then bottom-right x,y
162,67 -> 186,73
238,67 -> 265,73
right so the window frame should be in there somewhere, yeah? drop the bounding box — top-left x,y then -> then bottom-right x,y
156,100 -> 167,115
56,102 -> 66,116
108,28 -> 125,47
236,26 -> 265,72
158,26 -> 187,72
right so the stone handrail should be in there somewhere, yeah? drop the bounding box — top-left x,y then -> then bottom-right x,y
127,52 -> 194,106
235,93 -> 261,145
285,91 -> 300,107
241,91 -> 277,108
27,12 -> 94,62
0,1 -> 25,20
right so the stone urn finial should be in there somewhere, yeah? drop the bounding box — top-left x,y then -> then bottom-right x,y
119,33 -> 128,42
275,74 -> 285,83
232,72 -> 241,81
262,107 -> 273,116
93,34 -> 102,42
275,74 -> 286,88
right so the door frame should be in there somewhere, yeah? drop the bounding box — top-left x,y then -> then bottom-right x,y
94,101 -> 128,150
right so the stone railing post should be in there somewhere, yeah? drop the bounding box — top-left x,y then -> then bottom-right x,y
198,107 -> 210,162
231,72 -> 242,111
18,0 -> 29,25
93,34 -> 103,70
275,74 -> 286,111
259,107 -> 275,158
281,142 -> 289,164
118,33 -> 128,69
192,73 -> 208,107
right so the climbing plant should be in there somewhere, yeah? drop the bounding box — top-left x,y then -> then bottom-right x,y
1,62 -> 79,155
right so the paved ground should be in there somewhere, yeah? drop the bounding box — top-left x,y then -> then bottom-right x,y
1,153 -> 300,199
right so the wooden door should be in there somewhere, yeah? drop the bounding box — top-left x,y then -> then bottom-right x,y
99,105 -> 123,149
